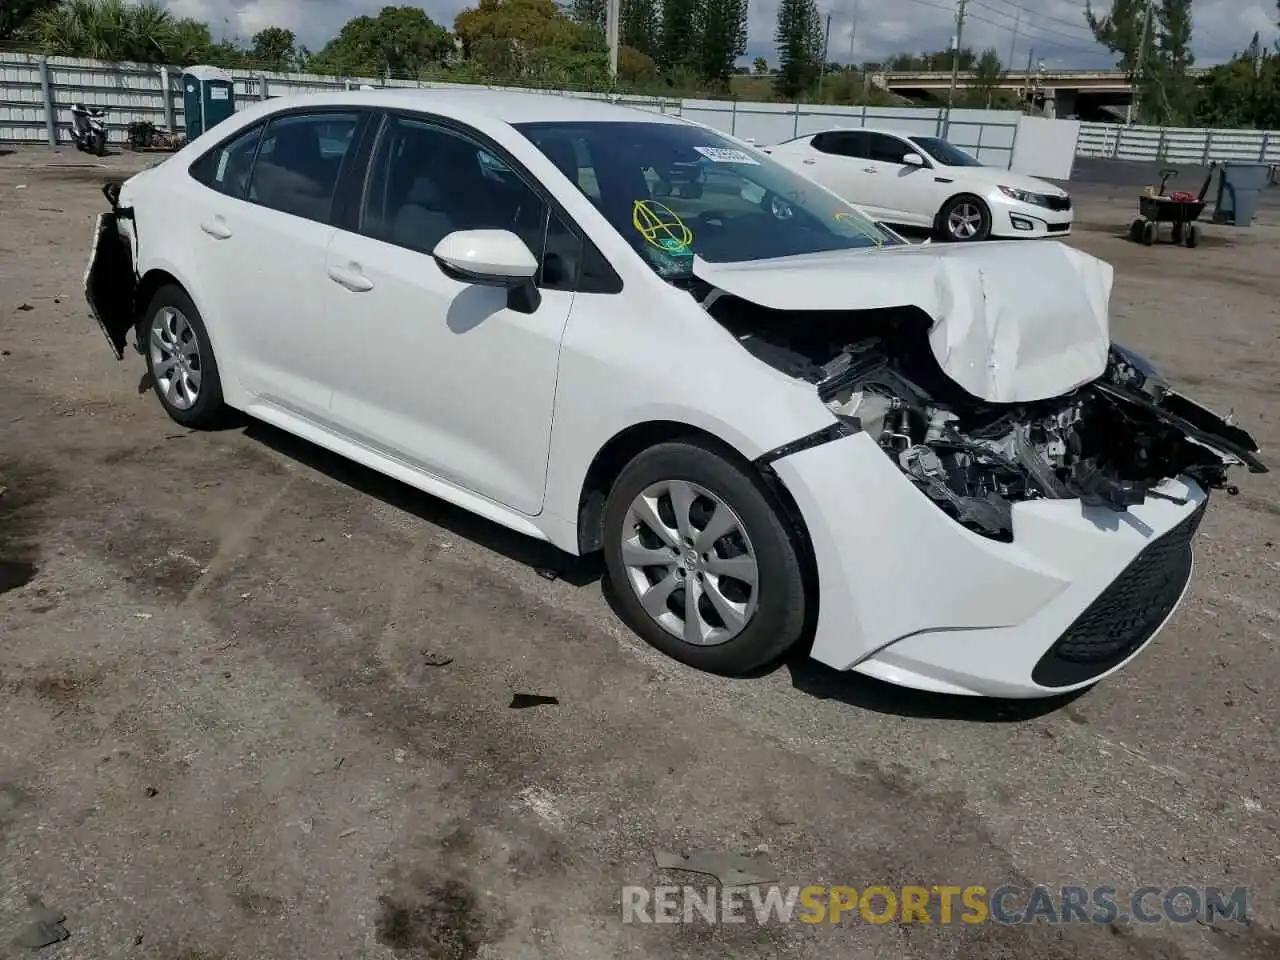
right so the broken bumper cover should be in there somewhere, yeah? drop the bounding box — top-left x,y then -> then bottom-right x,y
772,430 -> 1209,698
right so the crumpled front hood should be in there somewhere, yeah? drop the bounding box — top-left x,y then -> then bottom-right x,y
694,240 -> 1114,404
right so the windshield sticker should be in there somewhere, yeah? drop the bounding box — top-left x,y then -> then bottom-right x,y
633,199 -> 694,257
692,146 -> 760,166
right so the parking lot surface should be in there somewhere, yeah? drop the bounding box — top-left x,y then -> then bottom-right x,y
1,146 -> 1278,960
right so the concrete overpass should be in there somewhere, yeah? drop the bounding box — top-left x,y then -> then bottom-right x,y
872,68 -> 1208,121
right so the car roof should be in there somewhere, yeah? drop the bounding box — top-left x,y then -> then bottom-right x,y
801,126 -> 930,139
257,87 -> 687,127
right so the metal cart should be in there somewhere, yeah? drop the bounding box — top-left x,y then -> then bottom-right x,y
1127,165 -> 1214,248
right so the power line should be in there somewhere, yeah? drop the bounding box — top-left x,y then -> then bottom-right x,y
972,0 -> 1099,41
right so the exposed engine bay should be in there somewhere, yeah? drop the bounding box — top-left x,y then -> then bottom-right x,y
702,289 -> 1267,541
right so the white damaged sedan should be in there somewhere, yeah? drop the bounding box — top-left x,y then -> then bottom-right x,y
85,89 -> 1266,698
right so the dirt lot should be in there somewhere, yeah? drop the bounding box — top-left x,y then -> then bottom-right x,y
1,145 -> 1278,960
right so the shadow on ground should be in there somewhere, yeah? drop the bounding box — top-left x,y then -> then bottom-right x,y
242,419 -> 603,587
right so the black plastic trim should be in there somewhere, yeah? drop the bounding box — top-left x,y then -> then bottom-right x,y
754,419 -> 861,468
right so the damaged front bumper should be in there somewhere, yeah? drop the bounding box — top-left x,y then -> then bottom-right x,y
771,431 -> 1214,698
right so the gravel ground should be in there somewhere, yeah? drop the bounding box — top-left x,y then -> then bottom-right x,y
1,145 -> 1278,960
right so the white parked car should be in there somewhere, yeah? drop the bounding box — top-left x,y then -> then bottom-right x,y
765,127 -> 1074,242
85,89 -> 1264,698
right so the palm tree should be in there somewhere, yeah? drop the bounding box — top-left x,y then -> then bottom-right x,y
33,0 -> 180,63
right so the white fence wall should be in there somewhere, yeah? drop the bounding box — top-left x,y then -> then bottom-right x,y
1078,121 -> 1280,165
0,51 -> 1077,174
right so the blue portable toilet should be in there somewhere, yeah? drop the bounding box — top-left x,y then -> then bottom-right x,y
182,65 -> 235,140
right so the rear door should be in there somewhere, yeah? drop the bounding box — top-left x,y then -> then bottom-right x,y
800,131 -> 895,219
215,109 -> 370,420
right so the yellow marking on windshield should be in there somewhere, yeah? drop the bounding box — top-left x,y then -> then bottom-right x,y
632,199 -> 694,253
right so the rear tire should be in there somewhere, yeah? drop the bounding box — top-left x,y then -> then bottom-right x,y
141,285 -> 226,429
602,441 -> 808,676
1184,224 -> 1199,248
1142,222 -> 1157,246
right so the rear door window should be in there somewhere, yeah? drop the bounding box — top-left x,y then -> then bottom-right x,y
245,111 -> 361,223
189,122 -> 264,199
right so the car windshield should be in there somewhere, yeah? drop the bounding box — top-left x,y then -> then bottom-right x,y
910,136 -> 985,167
513,120 -> 898,280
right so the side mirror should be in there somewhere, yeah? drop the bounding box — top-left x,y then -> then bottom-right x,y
432,229 -> 537,286
432,229 -> 541,314
903,153 -> 925,167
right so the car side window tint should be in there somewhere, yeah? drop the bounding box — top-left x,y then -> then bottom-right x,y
814,132 -> 866,159
189,122 -> 264,199
362,115 -> 588,290
246,111 -> 360,223
867,134 -> 911,164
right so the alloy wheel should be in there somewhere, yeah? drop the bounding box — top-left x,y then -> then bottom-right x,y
150,306 -> 202,411
947,202 -> 984,240
620,479 -> 759,646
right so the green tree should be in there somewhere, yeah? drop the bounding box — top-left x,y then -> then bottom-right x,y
752,56 -> 768,74
968,47 -> 1003,107
1149,0 -> 1195,123
695,0 -> 746,89
249,26 -> 297,71
659,0 -> 700,70
1194,34 -> 1280,129
620,0 -> 660,59
309,5 -> 453,78
773,0 -> 822,99
1,0 -> 62,40
454,0 -> 607,86
570,0 -> 607,34
31,0 -> 211,63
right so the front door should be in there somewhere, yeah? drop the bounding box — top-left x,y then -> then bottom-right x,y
861,132 -> 937,227
321,113 -> 577,516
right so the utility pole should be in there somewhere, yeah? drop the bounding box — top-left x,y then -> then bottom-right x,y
1129,0 -> 1154,125
1006,7 -> 1020,69
944,0 -> 967,134
606,0 -> 620,85
848,0 -> 860,63
817,12 -> 833,98
1023,46 -> 1034,114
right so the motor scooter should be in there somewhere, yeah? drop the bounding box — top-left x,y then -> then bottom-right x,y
70,103 -> 108,156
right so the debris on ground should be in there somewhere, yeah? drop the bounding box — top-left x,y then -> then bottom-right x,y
11,897 -> 69,950
653,850 -> 777,886
17,303 -> 33,311
421,652 -> 453,667
509,693 -> 559,709
535,567 -> 559,581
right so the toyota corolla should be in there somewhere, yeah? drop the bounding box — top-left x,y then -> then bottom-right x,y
85,89 -> 1265,698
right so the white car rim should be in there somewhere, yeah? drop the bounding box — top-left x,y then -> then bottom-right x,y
150,306 -> 202,411
948,202 -> 983,240
621,480 -> 759,646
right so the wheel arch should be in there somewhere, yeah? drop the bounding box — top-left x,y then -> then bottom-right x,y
574,420 -> 819,619
132,265 -> 226,361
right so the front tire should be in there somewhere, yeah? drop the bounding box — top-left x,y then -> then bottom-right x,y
602,441 -> 808,676
142,285 -> 226,428
937,195 -> 992,242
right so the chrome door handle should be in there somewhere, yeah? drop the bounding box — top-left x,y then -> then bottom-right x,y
200,218 -> 231,239
862,167 -> 878,174
327,264 -> 373,292
802,158 -> 817,165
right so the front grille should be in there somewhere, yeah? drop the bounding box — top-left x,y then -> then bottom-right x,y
1031,500 -> 1206,688
1047,222 -> 1072,233
1042,194 -> 1072,211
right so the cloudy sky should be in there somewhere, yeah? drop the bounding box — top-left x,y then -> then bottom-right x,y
165,0 -> 1279,69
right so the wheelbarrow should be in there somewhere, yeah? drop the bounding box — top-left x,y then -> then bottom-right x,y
1128,165 -> 1214,248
